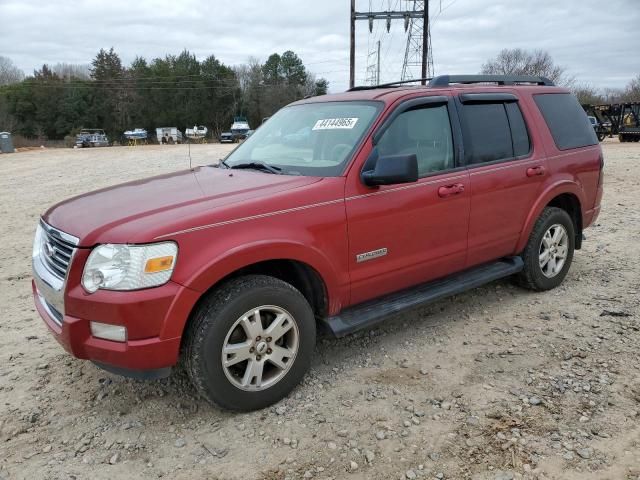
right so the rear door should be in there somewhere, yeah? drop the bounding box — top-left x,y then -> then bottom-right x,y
345,97 -> 471,305
457,92 -> 548,267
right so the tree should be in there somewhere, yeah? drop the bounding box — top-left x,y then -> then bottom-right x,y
51,63 -> 90,81
481,48 -> 572,86
1,48 -> 322,140
237,58 -> 267,128
0,56 -> 24,85
90,47 -> 123,80
314,78 -> 329,96
280,51 -> 307,86
90,48 -> 125,139
572,84 -> 603,105
262,53 -> 283,84
622,74 -> 640,102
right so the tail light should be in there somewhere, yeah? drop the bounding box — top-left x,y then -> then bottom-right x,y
597,153 -> 604,187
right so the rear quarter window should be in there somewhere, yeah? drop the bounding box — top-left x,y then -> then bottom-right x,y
534,93 -> 598,150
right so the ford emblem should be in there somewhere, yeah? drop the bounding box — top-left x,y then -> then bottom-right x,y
44,241 -> 56,258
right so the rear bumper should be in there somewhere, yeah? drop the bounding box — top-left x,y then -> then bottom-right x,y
33,280 -> 189,372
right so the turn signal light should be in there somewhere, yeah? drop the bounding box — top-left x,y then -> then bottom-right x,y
144,256 -> 174,273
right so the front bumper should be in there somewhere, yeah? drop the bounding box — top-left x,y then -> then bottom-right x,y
33,262 -> 203,378
32,221 -> 201,377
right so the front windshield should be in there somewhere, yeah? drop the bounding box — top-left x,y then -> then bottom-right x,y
223,101 -> 381,176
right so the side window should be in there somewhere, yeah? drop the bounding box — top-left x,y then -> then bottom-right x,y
377,104 -> 454,177
506,102 -> 531,157
534,93 -> 598,150
460,103 -> 513,164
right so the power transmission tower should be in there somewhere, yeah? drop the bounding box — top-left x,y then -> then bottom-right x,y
401,0 -> 433,81
365,40 -> 381,85
350,0 -> 426,88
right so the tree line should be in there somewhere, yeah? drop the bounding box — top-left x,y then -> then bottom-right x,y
0,49 -> 328,142
481,48 -> 640,105
1,47 -> 638,143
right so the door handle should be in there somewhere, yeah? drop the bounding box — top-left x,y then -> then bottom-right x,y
438,183 -> 465,198
526,166 -> 545,177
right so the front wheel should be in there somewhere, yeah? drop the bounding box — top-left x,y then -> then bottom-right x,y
516,207 -> 575,291
184,275 -> 316,411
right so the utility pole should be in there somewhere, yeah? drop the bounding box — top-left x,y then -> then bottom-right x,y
376,40 -> 381,84
349,1 -> 426,89
350,0 -> 356,89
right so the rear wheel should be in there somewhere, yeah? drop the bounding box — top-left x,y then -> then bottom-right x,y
516,207 -> 575,291
184,275 -> 316,411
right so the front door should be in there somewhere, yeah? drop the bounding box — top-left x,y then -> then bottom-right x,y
345,98 -> 470,306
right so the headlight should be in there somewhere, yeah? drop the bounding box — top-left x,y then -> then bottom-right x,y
82,242 -> 177,293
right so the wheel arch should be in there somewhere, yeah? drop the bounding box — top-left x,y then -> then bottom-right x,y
517,183 -> 584,253
165,241 -> 344,342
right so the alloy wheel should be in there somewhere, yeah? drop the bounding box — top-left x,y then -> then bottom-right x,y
221,305 -> 299,391
539,223 -> 569,278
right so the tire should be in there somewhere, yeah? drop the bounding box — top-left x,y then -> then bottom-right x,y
184,275 -> 316,411
516,207 -> 575,291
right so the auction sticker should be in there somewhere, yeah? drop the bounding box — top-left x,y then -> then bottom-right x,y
312,117 -> 359,130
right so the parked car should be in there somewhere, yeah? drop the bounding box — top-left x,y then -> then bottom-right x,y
33,75 -> 603,411
219,131 -> 237,143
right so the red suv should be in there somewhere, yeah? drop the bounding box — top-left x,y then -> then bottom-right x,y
33,75 -> 604,411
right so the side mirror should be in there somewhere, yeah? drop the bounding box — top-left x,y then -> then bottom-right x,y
361,153 -> 419,186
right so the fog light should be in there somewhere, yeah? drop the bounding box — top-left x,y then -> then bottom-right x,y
90,322 -> 127,342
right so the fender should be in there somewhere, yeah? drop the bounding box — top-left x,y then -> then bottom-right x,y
162,238 -> 346,335
186,239 -> 343,295
515,179 -> 585,253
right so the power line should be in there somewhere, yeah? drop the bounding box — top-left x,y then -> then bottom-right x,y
350,0 -> 427,88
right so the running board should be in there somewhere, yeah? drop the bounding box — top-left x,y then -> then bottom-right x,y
322,256 -> 523,337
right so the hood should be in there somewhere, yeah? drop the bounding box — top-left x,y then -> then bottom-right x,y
44,166 -> 322,246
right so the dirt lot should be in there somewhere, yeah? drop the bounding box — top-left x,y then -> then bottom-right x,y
0,140 -> 639,480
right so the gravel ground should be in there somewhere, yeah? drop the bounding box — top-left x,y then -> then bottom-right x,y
0,140 -> 639,480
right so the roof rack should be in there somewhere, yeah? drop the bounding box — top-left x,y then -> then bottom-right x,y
347,78 -> 432,91
346,75 -> 555,92
428,75 -> 555,87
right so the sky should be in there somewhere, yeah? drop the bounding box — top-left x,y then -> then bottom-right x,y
0,0 -> 638,92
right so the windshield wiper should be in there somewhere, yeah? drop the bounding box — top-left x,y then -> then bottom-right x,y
218,158 -> 230,168
228,161 -> 282,174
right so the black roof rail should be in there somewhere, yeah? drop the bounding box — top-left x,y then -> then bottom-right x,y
429,75 -> 554,87
347,78 -> 432,91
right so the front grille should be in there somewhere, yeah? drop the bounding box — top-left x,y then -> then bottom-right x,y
41,222 -> 78,279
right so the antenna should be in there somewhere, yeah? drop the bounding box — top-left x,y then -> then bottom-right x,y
188,138 -> 192,170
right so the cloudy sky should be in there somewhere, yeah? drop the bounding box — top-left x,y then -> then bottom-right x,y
1,0 -> 638,92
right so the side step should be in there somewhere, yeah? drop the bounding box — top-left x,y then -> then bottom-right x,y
322,256 -> 523,337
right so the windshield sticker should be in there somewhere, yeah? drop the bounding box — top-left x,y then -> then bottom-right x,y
312,117 -> 359,130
